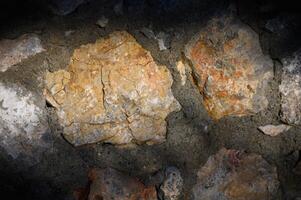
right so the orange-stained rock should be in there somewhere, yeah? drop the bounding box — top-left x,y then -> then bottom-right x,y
185,16 -> 273,119
83,168 -> 157,200
192,148 -> 279,200
44,31 -> 180,146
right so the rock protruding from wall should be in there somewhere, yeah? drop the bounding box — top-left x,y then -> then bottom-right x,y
76,168 -> 157,200
185,16 -> 273,120
0,83 -> 49,164
160,166 -> 183,200
279,50 -> 301,125
192,148 -> 279,200
45,31 -> 180,146
0,34 -> 45,72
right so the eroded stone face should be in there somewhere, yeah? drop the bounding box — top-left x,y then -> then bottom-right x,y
44,31 -> 180,146
0,34 -> 45,72
0,83 -> 49,164
192,148 -> 279,200
185,16 -> 273,119
279,50 -> 301,125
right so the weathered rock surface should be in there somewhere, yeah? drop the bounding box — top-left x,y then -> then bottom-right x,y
76,168 -> 157,200
279,50 -> 301,125
258,124 -> 291,136
0,83 -> 49,164
192,148 -> 279,200
160,166 -> 183,200
185,16 -> 273,119
0,34 -> 45,72
44,31 -> 180,146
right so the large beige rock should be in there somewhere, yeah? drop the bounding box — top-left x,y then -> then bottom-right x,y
185,16 -> 273,120
44,31 -> 180,146
192,148 -> 279,200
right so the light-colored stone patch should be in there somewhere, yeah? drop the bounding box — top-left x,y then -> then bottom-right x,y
176,60 -> 187,86
185,16 -> 273,120
96,16 -> 109,28
45,31 -> 180,146
0,83 -> 48,162
0,34 -> 45,72
279,50 -> 301,125
258,124 -> 291,136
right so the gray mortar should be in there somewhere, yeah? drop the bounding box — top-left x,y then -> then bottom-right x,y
0,0 -> 300,199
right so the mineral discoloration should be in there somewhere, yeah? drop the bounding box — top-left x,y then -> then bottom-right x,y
0,34 -> 45,72
185,16 -> 273,120
279,50 -> 301,125
44,31 -> 180,146
192,148 -> 279,200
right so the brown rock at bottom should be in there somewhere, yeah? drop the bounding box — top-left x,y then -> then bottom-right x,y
75,168 -> 157,200
44,31 -> 180,146
192,148 -> 279,200
185,16 -> 273,120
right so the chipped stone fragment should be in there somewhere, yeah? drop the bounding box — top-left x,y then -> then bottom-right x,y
258,124 -> 291,136
140,28 -> 171,51
192,148 -> 279,200
0,83 -> 49,164
0,34 -> 45,72
44,31 -> 180,146
160,166 -> 183,200
96,16 -> 109,28
185,16 -> 273,120
176,60 -> 187,86
279,50 -> 301,125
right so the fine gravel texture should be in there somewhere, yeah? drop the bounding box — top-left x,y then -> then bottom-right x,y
0,0 -> 301,199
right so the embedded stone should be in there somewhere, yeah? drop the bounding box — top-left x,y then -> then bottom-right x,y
0,83 -> 49,164
0,34 -> 45,72
160,166 -> 183,200
44,31 -> 180,146
279,49 -> 301,125
192,148 -> 279,200
176,60 -> 187,86
185,16 -> 273,120
258,124 -> 291,136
